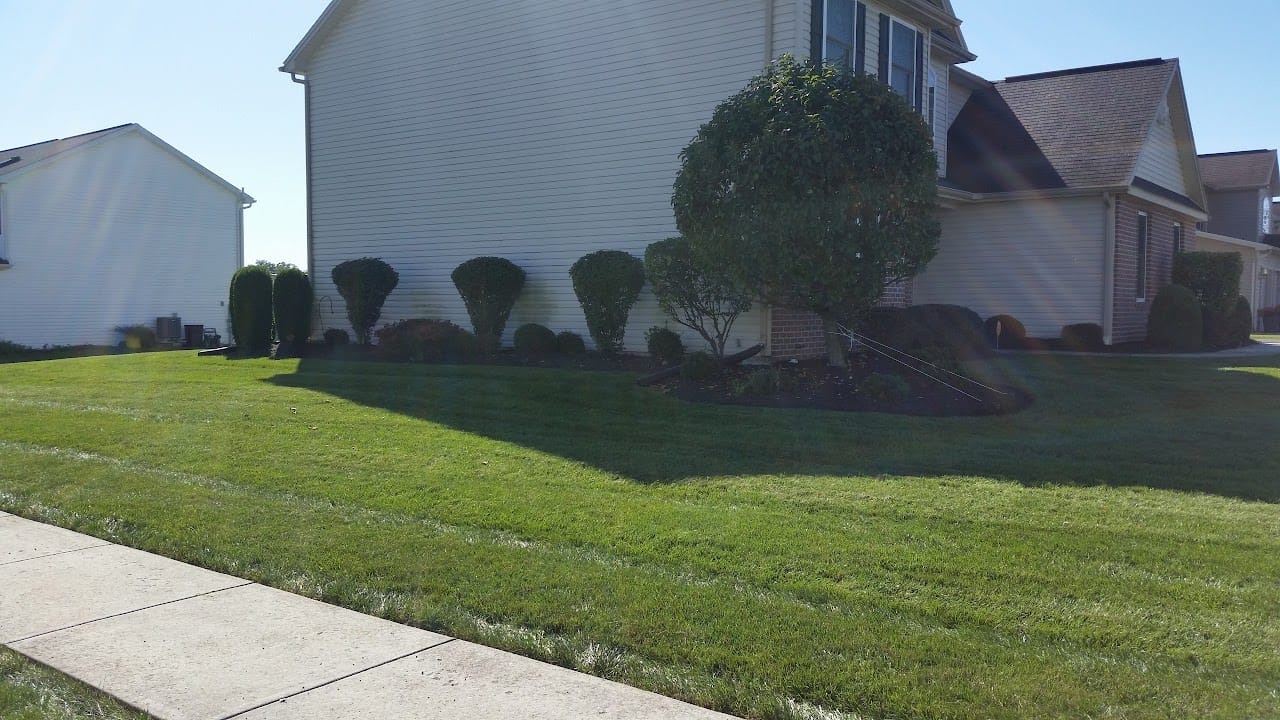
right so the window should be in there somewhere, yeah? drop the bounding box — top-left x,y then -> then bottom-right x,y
1136,212 -> 1150,301
1173,223 -> 1182,254
889,20 -> 918,101
824,0 -> 856,69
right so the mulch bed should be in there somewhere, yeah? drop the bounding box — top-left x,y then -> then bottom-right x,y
657,358 -> 1032,417
281,344 -> 1031,417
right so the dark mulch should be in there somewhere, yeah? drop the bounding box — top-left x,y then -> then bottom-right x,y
1002,338 -> 1258,354
660,358 -> 1032,417
275,343 -> 1030,416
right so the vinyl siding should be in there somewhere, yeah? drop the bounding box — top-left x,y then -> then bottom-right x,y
303,0 -> 775,352
930,55 -> 949,177
1133,97 -> 1189,197
0,132 -> 242,347
913,196 -> 1106,337
1204,188 -> 1264,242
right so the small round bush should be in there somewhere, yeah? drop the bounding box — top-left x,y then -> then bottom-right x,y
556,331 -> 586,354
114,324 -> 158,351
514,323 -> 558,354
323,328 -> 350,346
645,327 -> 685,365
451,257 -> 526,351
569,250 -> 645,354
860,372 -> 910,405
273,268 -> 314,343
1146,284 -> 1202,352
374,319 -> 467,362
229,265 -> 274,354
680,351 -> 719,382
1061,323 -> 1104,351
984,314 -> 1027,349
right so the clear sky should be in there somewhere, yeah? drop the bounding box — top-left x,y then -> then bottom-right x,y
4,1 -> 1276,270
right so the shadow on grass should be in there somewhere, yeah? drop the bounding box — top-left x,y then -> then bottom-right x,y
266,354 -> 1280,502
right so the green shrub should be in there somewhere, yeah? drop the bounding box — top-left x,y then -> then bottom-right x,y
736,367 -> 781,396
513,323 -> 558,354
556,331 -> 586,354
114,324 -> 158,351
1205,296 -> 1253,349
680,351 -> 719,382
331,258 -> 399,345
1146,284 -> 1202,352
272,268 -> 314,343
323,328 -> 349,346
860,372 -> 910,405
1173,252 -> 1242,311
451,257 -> 526,351
983,314 -> 1027,349
0,340 -> 32,356
569,250 -> 645,354
645,327 -> 685,365
857,304 -> 987,359
643,237 -> 751,358
1061,323 -> 1104,351
374,319 -> 470,362
229,265 -> 274,353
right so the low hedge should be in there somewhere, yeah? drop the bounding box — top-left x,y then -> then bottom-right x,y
858,304 -> 988,359
1060,323 -> 1104,352
1147,284 -> 1202,352
374,319 -> 479,362
983,314 -> 1027,350
514,323 -> 558,354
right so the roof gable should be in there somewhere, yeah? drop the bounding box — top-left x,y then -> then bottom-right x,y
0,124 -> 253,203
1198,150 -> 1280,194
281,0 -> 356,74
945,85 -> 1065,193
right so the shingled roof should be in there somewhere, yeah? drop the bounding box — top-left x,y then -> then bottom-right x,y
0,124 -> 131,178
947,59 -> 1195,201
1197,150 -> 1280,193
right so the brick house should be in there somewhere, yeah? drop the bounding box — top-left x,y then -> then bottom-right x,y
912,59 -> 1209,345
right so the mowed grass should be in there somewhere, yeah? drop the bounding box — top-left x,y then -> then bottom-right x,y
0,352 -> 1277,719
0,648 -> 149,720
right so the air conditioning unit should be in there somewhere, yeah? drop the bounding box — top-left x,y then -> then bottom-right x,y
156,316 -> 182,342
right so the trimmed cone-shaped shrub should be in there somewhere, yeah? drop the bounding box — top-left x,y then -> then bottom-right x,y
514,323 -> 558,354
331,258 -> 399,345
569,250 -> 645,354
229,265 -> 274,354
1147,284 -> 1202,352
1227,296 -> 1254,347
273,268 -> 314,343
451,257 -> 526,351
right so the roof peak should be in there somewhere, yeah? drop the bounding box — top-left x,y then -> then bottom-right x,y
0,123 -> 135,156
1003,58 -> 1170,84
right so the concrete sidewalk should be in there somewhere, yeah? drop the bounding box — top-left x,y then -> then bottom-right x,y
0,512 -> 737,720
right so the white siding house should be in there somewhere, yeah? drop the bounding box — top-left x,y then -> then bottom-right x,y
282,0 -> 972,356
0,124 -> 252,348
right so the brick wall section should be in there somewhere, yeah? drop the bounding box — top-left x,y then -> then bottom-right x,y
1112,195 -> 1200,343
768,280 -> 916,360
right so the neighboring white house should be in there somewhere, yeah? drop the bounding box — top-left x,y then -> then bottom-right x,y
282,0 -> 973,358
0,124 -> 253,348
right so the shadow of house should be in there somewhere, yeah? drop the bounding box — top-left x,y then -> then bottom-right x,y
266,355 -> 1280,502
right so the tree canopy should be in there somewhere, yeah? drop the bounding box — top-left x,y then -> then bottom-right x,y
672,56 -> 940,324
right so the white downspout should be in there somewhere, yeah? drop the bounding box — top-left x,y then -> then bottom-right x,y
1102,192 -> 1116,346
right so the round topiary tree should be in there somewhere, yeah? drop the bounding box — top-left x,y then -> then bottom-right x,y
273,268 -> 314,344
331,258 -> 399,345
569,250 -> 645,354
451,256 -> 526,351
673,56 -> 940,364
644,236 -> 751,358
1147,284 -> 1202,352
229,265 -> 274,354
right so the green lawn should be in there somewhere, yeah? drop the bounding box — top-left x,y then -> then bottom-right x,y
0,648 -> 149,720
0,352 -> 1277,719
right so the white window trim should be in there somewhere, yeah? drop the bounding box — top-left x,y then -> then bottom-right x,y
884,13 -> 924,111
821,0 -> 861,70
1136,211 -> 1150,302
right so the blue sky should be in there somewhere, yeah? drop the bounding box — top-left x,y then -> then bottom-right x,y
4,1 -> 1276,269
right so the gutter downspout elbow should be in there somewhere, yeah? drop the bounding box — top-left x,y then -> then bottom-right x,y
1103,192 -> 1117,346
